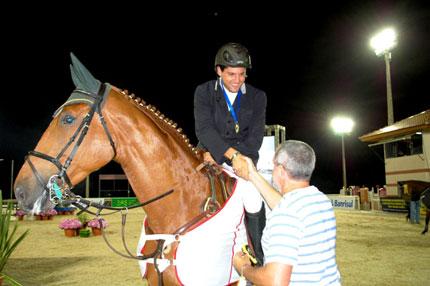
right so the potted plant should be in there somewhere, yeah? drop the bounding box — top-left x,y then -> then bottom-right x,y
38,211 -> 49,220
45,209 -> 58,220
1,190 -> 29,286
14,210 -> 26,221
58,218 -> 82,237
87,218 -> 108,236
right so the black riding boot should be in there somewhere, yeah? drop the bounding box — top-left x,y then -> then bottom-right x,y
244,202 -> 266,266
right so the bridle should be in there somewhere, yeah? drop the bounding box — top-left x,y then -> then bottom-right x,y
25,83 -> 116,204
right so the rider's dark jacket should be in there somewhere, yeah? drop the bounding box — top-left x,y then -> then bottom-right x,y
194,79 -> 267,165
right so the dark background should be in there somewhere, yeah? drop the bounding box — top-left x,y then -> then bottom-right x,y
1,2 -> 429,198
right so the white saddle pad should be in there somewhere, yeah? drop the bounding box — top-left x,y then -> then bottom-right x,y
137,168 -> 263,285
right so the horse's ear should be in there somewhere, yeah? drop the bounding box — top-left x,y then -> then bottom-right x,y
70,52 -> 101,94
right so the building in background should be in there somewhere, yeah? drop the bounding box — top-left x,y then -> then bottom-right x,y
359,110 -> 430,196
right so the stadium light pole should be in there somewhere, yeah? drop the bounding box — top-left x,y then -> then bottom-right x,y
331,117 -> 354,192
370,27 -> 397,125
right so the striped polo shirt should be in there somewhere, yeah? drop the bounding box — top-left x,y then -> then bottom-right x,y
262,186 -> 341,285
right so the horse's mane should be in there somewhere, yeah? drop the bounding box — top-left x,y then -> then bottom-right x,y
118,88 -> 200,159
68,52 -> 199,160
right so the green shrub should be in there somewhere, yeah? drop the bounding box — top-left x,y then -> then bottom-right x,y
0,190 -> 29,285
77,212 -> 90,227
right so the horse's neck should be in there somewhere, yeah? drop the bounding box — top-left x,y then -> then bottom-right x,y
105,93 -> 209,233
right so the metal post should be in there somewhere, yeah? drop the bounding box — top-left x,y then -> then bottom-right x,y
384,52 -> 394,125
85,176 -> 90,198
341,135 -> 347,191
10,159 -> 14,199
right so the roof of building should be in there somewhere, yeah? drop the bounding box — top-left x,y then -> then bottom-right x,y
359,109 -> 430,143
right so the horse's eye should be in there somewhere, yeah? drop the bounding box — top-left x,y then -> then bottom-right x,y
62,114 -> 75,125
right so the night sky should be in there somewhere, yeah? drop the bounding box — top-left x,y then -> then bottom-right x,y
1,2 -> 429,197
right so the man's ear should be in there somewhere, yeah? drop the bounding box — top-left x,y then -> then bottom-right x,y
216,66 -> 222,77
278,166 -> 289,185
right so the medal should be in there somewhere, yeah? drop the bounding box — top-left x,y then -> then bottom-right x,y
235,123 -> 240,133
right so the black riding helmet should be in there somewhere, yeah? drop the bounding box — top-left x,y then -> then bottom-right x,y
214,42 -> 252,69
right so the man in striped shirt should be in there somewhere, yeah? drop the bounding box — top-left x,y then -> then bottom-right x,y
234,140 -> 341,285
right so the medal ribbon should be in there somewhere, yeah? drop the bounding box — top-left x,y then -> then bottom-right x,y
220,80 -> 242,133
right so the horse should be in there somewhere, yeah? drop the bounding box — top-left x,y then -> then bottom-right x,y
421,187 -> 430,235
399,180 -> 430,234
14,54 -> 263,285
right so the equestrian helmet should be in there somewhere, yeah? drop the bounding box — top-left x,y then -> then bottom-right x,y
214,42 -> 252,69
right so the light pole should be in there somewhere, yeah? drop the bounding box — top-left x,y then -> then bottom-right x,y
331,117 -> 354,192
370,27 -> 397,125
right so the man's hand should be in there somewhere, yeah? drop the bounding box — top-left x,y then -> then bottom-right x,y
232,154 -> 249,180
233,251 -> 252,274
243,156 -> 257,175
233,155 -> 258,181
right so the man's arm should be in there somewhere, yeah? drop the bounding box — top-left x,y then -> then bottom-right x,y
238,156 -> 281,210
194,84 -> 230,164
234,252 -> 292,285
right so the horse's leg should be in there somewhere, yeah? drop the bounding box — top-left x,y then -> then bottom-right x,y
422,211 -> 429,235
146,264 -> 160,286
143,240 -> 164,286
144,241 -> 179,286
146,262 -> 179,285
406,203 -> 410,222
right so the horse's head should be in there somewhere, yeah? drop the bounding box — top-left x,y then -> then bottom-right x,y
14,54 -> 116,213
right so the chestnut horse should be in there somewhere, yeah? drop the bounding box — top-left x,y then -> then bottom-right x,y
14,54 -> 254,285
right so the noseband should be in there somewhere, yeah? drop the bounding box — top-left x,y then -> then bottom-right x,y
25,83 -> 116,204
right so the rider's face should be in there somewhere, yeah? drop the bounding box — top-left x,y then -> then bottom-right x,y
217,66 -> 247,93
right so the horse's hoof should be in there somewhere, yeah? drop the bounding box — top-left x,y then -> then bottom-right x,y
421,229 -> 428,235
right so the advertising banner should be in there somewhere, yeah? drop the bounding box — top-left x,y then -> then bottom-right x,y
327,195 -> 359,210
380,198 -> 408,212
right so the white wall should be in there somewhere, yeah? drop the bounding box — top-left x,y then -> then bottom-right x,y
384,131 -> 430,195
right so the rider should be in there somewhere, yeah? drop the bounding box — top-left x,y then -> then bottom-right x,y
193,42 -> 267,265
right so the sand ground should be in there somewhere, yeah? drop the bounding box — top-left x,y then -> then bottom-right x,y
4,208 -> 430,285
